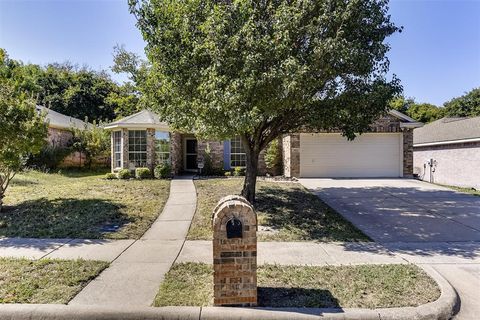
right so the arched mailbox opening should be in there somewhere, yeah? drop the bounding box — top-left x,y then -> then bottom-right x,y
212,195 -> 257,307
226,218 -> 243,239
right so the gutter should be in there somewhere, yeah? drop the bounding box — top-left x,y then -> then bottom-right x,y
414,137 -> 480,147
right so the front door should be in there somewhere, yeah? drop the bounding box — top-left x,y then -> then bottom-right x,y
185,138 -> 198,171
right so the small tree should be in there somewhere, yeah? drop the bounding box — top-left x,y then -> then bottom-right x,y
71,122 -> 110,169
264,139 -> 282,175
0,82 -> 47,211
131,0 -> 401,202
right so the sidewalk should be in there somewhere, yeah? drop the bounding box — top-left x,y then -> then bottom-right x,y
69,177 -> 196,307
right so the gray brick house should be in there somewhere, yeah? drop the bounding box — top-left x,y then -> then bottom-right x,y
413,116 -> 480,189
105,109 -> 422,178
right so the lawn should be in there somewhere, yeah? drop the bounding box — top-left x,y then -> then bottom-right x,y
441,184 -> 480,197
189,178 -> 369,242
1,170 -> 170,239
0,258 -> 108,304
154,262 -> 440,308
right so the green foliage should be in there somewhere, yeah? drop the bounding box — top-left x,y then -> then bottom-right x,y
407,103 -> 444,123
443,88 -> 480,117
0,48 -> 137,122
233,167 -> 245,177
199,143 -> 223,176
154,163 -> 172,179
27,145 -> 71,171
131,0 -> 401,201
264,139 -> 281,175
0,81 -> 47,210
71,123 -> 110,169
104,172 -> 117,180
224,171 -> 231,177
389,95 -> 444,123
135,167 -> 151,179
117,169 -> 131,180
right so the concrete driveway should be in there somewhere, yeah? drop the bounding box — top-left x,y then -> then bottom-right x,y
300,178 -> 480,243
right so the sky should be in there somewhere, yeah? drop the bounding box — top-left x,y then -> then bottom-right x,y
0,0 -> 479,106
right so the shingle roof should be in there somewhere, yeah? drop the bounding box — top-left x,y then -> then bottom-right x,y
104,110 -> 170,131
36,106 -> 91,130
413,116 -> 480,145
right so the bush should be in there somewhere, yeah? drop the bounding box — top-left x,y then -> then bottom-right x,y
105,172 -> 117,180
264,139 -> 281,175
233,167 -> 245,176
135,167 -> 151,179
154,163 -> 172,179
224,171 -> 231,177
27,145 -> 71,170
118,169 -> 131,179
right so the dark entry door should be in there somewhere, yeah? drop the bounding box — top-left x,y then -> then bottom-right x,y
185,139 -> 198,171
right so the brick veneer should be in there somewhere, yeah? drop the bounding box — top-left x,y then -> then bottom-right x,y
402,128 -> 414,177
212,195 -> 257,307
47,127 -> 73,148
170,132 -> 183,174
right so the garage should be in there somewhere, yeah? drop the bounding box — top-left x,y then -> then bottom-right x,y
299,133 -> 403,178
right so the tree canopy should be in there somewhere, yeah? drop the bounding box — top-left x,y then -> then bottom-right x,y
389,95 -> 444,123
443,88 -> 480,118
131,0 -> 402,201
0,48 -> 139,121
0,81 -> 47,211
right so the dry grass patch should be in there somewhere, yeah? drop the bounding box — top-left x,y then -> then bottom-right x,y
189,178 -> 369,242
154,262 -> 440,309
0,258 -> 108,304
1,170 -> 170,239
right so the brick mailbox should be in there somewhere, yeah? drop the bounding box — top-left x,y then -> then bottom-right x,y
212,195 -> 257,306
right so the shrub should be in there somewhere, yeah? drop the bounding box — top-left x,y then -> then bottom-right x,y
264,139 -> 281,175
27,145 -> 71,170
135,167 -> 151,179
224,171 -> 231,177
118,169 -> 131,179
233,167 -> 245,176
154,163 -> 171,179
105,172 -> 117,180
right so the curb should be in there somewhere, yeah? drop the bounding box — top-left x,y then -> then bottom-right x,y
0,265 -> 458,320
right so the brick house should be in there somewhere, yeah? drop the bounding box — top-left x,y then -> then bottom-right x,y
105,109 -> 422,178
36,106 -> 94,167
413,116 -> 480,189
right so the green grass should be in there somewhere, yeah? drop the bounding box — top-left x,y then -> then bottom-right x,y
440,184 -> 480,197
1,170 -> 170,239
153,263 -> 440,309
0,258 -> 108,304
188,178 -> 369,242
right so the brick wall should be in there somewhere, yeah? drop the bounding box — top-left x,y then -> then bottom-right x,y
402,128 -> 414,177
47,127 -> 73,148
414,141 -> 480,189
212,195 -> 257,307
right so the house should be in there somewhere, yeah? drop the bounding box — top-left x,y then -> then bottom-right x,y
413,116 -> 480,189
36,106 -> 94,167
104,109 -> 422,178
37,105 -> 90,148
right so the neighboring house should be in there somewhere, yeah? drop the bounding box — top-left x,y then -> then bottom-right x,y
36,106 -> 90,148
36,106 -> 93,167
413,117 -> 480,189
105,109 -> 422,178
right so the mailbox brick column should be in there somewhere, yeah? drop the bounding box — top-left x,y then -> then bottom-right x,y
212,195 -> 257,306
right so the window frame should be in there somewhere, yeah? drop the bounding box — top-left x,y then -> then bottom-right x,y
230,136 -> 247,168
113,130 -> 122,169
128,130 -> 147,168
155,131 -> 171,165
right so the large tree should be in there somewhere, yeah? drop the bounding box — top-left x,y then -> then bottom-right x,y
130,0 -> 401,202
0,82 -> 47,211
443,88 -> 480,118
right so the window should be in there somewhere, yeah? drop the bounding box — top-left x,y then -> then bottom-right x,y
230,136 -> 246,167
128,130 -> 147,168
113,131 -> 122,168
155,131 -> 170,164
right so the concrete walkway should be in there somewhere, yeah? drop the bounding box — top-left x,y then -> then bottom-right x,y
68,177 -> 196,307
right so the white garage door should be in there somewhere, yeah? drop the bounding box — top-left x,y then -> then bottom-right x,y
300,133 -> 402,178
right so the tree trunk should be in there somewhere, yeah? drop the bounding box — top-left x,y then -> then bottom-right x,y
241,146 -> 260,204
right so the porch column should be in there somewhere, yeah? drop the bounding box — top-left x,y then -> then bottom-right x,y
146,128 -> 156,171
170,132 -> 183,175
121,129 -> 129,169
282,133 -> 300,178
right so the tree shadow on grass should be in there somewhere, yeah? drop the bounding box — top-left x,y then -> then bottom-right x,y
255,186 -> 370,242
258,287 -> 339,308
0,198 -> 130,239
